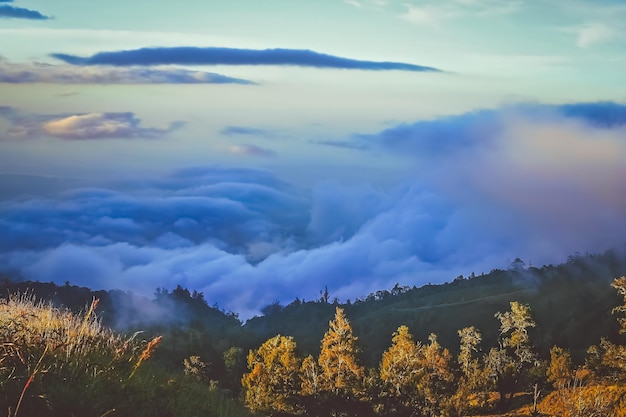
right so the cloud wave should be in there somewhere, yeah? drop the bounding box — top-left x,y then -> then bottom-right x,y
51,47 -> 442,72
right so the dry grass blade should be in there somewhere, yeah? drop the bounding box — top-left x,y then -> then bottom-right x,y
129,335 -> 163,380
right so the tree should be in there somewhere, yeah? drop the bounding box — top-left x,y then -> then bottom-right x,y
611,276 -> 626,334
547,346 -> 573,390
379,325 -> 423,415
300,354 -> 322,397
318,307 -> 365,396
316,307 -> 367,416
416,334 -> 456,417
300,354 -> 324,415
241,335 -> 301,416
458,326 -> 482,377
379,328 -> 455,417
223,346 -> 246,392
486,301 -> 538,411
454,326 -> 490,414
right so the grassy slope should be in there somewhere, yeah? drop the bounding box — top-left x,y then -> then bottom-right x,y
0,294 -> 251,417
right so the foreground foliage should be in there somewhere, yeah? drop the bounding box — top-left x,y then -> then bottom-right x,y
0,294 -> 251,417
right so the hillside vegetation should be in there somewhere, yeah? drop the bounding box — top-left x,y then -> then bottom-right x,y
0,294 -> 251,417
2,248 -> 626,416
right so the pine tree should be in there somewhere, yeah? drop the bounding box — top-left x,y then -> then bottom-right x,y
318,307 -> 365,396
316,307 -> 368,416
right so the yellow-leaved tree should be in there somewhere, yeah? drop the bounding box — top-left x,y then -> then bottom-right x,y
313,307 -> 368,416
453,326 -> 490,415
318,307 -> 365,396
379,325 -> 422,414
486,301 -> 537,412
379,327 -> 455,417
416,333 -> 456,417
241,334 -> 301,416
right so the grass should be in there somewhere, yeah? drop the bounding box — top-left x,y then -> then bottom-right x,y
0,293 -> 251,417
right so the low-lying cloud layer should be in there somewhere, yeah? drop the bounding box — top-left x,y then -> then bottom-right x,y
0,107 -> 181,140
0,60 -> 255,84
51,46 -> 442,72
1,102 -> 625,319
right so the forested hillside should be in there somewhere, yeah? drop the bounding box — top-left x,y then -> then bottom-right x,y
243,249 -> 626,365
3,248 -> 626,416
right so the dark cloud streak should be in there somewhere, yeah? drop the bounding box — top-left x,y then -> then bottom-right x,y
51,47 -> 442,72
221,126 -> 268,136
0,5 -> 50,19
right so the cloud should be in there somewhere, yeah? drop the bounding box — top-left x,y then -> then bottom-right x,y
2,103 -> 626,319
0,61 -> 255,84
0,4 -> 50,19
51,47 -> 442,72
402,5 -> 445,27
0,108 -> 182,140
577,23 -> 616,48
344,0 -> 363,8
309,139 -> 370,151
400,0 -> 522,26
220,126 -> 268,136
41,113 -> 177,140
228,144 -> 277,157
350,102 -> 626,156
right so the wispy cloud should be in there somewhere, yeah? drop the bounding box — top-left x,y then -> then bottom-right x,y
220,126 -> 269,137
1,108 -> 182,140
0,3 -> 50,20
400,0 -> 524,27
228,144 -> 277,157
310,139 -> 370,151
343,0 -> 363,8
401,5 -> 448,27
51,46 -> 442,72
576,22 -> 616,48
0,60 -> 256,85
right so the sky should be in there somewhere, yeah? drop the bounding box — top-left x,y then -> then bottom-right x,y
1,0 -> 626,319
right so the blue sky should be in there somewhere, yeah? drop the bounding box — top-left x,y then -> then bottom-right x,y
1,0 -> 626,318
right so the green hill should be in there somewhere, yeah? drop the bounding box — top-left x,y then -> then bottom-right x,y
3,248 -> 626,374
243,249 -> 626,365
